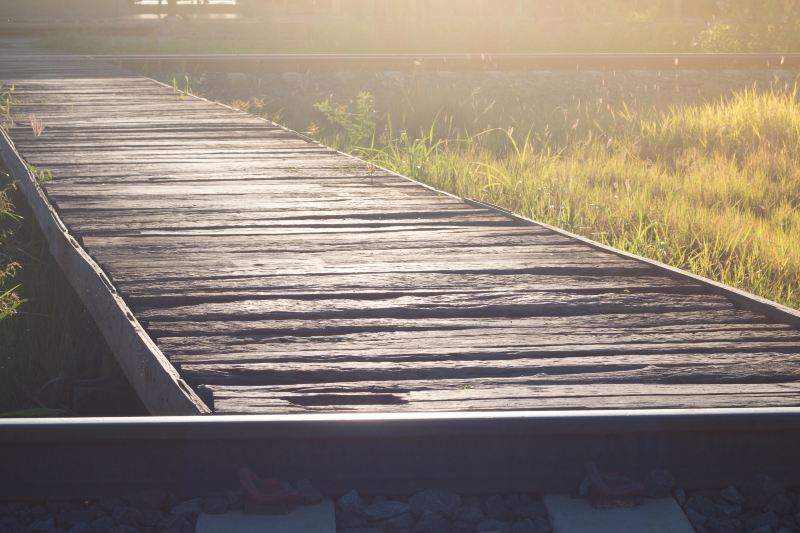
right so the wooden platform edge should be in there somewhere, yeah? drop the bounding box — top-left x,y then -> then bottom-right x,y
0,127 -> 210,416
464,198 -> 800,329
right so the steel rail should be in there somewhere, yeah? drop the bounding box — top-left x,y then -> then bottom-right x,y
3,52 -> 800,70
3,408 -> 800,499
82,52 -> 800,71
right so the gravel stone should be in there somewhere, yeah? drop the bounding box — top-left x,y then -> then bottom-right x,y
170,498 -> 202,521
715,501 -> 741,517
485,495 -> 510,520
462,495 -> 484,508
742,475 -> 786,510
382,512 -> 415,529
511,518 -> 537,533
56,509 -> 93,528
98,498 -> 125,514
687,495 -> 717,518
109,526 -> 140,533
533,517 -> 551,533
511,499 -> 547,521
126,488 -> 167,510
202,492 -> 229,514
158,514 -> 193,533
139,508 -> 163,527
767,492 -> 795,515
338,490 -> 367,514
685,507 -> 708,530
29,517 -> 55,531
226,488 -> 243,510
111,505 -> 142,526
644,469 -> 676,498
720,486 -> 745,505
744,511 -> 780,531
410,489 -> 462,518
91,515 -> 115,533
453,503 -> 485,528
477,518 -> 511,532
706,515 -> 741,533
363,500 -> 410,522
297,479 -> 324,504
414,510 -> 451,532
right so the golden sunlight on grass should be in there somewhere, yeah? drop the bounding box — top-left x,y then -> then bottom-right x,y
325,89 -> 800,309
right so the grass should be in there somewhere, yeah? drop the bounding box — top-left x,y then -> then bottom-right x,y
300,88 -> 800,310
0,84 -> 18,129
0,166 -> 141,415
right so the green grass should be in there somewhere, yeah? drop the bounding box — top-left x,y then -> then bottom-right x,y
303,88 -> 800,310
0,168 -> 137,415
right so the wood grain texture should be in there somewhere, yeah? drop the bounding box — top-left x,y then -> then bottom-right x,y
2,49 -> 799,414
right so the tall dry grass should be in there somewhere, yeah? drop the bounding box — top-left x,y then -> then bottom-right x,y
328,89 -> 800,309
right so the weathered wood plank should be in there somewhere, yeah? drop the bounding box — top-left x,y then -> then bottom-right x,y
148,309 -> 770,339
136,291 -> 728,323
205,382 -> 800,413
181,352 -> 800,387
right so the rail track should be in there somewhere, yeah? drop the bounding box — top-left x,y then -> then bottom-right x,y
2,408 -> 800,500
62,52 -> 800,71
4,52 -> 800,72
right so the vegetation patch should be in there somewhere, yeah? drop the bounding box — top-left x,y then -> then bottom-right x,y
0,165 -> 142,415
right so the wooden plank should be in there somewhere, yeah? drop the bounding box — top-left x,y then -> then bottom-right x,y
0,128 -> 209,415
466,199 -> 800,329
148,309 -> 771,339
120,277 -> 706,307
181,352 -> 800,387
205,382 -> 800,413
162,328 -> 800,365
134,290 -> 729,323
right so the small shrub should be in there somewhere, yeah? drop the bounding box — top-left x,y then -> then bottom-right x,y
314,91 -> 376,149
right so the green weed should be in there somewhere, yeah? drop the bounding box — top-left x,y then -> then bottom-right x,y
171,75 -> 194,99
0,84 -> 17,128
27,164 -> 53,185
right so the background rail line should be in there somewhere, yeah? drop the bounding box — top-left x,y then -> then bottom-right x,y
5,53 -> 800,72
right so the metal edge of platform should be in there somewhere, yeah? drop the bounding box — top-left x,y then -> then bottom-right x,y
1,408 -> 800,499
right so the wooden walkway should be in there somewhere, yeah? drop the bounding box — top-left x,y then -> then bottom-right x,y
2,46 -> 800,415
